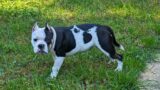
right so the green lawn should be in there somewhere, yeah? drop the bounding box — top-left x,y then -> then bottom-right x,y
0,0 -> 159,90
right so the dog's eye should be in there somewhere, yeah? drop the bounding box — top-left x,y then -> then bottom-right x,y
34,39 -> 38,42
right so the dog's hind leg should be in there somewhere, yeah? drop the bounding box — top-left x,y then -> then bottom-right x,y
107,57 -> 115,64
95,35 -> 123,71
50,56 -> 65,78
97,43 -> 123,71
114,54 -> 123,71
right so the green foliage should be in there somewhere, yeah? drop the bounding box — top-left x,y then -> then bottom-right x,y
0,0 -> 159,89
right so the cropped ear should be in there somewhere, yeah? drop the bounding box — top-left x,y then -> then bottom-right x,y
45,23 -> 51,32
32,22 -> 39,32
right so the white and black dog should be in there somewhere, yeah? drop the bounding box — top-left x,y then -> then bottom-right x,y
31,22 -> 124,78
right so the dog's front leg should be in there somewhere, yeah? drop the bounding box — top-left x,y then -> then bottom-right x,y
50,56 -> 64,78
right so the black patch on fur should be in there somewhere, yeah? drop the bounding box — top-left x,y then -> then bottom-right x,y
83,32 -> 92,43
54,27 -> 76,57
116,54 -> 123,61
44,27 -> 53,46
96,25 -> 116,58
52,24 -> 122,58
76,24 -> 96,31
74,28 -> 79,33
53,24 -> 98,56
96,25 -> 123,61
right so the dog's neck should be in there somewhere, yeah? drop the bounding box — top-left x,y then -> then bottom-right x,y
50,27 -> 57,51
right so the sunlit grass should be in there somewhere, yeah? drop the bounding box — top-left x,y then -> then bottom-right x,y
0,0 -> 159,90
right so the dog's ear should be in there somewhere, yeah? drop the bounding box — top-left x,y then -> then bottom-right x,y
45,23 -> 51,32
44,23 -> 53,45
32,22 -> 39,32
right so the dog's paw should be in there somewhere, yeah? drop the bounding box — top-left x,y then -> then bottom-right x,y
108,60 -> 115,64
50,72 -> 57,78
46,76 -> 56,81
108,61 -> 112,64
114,67 -> 122,71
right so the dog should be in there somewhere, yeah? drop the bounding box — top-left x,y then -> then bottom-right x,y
31,22 -> 124,78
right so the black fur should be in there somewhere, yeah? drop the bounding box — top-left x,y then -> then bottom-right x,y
44,26 -> 53,46
48,24 -> 122,59
83,32 -> 92,43
96,25 -> 122,60
76,24 -> 96,31
96,26 -> 115,58
116,54 -> 123,61
52,24 -> 96,56
73,28 -> 80,33
105,26 -> 120,47
54,27 -> 76,57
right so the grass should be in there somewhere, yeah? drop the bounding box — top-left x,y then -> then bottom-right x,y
0,0 -> 159,89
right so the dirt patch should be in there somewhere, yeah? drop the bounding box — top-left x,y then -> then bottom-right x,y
139,54 -> 160,90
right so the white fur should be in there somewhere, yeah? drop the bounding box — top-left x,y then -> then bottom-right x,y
31,24 -> 124,78
31,26 -> 48,53
66,25 -> 94,55
50,27 -> 57,52
50,56 -> 64,78
90,27 -> 110,57
120,45 -> 125,51
115,60 -> 123,71
66,25 -> 110,57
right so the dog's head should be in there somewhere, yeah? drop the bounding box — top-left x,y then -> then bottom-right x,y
31,22 -> 53,54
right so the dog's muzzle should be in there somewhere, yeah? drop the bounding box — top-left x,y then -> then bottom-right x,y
36,44 -> 48,54
36,50 -> 47,54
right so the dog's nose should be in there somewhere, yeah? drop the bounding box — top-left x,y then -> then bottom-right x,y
38,44 -> 45,49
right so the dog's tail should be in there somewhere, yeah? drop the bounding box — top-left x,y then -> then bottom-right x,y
109,28 -> 124,51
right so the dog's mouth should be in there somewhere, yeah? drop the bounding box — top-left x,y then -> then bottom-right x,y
36,50 -> 47,54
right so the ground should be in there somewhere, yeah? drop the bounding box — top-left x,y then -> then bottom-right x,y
0,0 -> 160,90
140,53 -> 160,90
